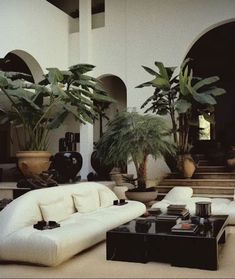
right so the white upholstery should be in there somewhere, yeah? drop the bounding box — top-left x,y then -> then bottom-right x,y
40,198 -> 71,222
72,188 -> 100,213
0,182 -> 146,266
164,186 -> 193,203
152,187 -> 235,224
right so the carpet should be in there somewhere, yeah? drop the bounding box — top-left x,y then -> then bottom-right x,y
1,227 -> 235,278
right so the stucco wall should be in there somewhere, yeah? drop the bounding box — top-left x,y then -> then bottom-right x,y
0,0 -> 69,71
1,0 -> 235,178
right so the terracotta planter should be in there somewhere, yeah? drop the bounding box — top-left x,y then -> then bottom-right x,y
177,154 -> 196,178
16,151 -> 51,177
125,190 -> 158,203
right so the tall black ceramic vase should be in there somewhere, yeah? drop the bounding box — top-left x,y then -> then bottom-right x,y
53,152 -> 83,183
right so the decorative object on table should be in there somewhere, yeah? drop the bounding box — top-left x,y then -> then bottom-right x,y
171,222 -> 199,235
0,64 -> 112,178
167,204 -> 189,219
113,199 -> 128,206
95,110 -> 175,203
17,171 -> 58,189
137,60 -> 226,178
146,208 -> 162,216
195,201 -> 211,218
33,220 -> 60,230
135,219 -> 152,233
53,132 -> 83,183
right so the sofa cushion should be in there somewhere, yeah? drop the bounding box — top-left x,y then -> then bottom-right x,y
99,188 -> 118,208
40,198 -> 71,222
164,187 -> 193,203
73,189 -> 100,213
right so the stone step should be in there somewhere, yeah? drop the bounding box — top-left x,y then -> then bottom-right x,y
167,172 -> 235,179
156,185 -> 235,195
195,165 -> 230,172
159,178 -> 235,187
157,192 -> 233,200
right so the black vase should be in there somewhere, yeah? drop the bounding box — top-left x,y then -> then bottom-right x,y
53,152 -> 83,183
90,151 -> 114,180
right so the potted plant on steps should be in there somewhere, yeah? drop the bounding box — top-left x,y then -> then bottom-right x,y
137,59 -> 226,178
0,64 -> 113,177
95,110 -> 176,203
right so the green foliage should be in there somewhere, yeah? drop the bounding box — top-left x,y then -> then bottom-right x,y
137,59 -> 226,154
95,111 -> 176,188
0,64 -> 113,151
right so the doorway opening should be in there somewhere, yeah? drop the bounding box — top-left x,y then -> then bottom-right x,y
185,21 -> 235,155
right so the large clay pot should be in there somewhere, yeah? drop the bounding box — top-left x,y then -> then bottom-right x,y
16,151 -> 51,178
177,154 -> 196,178
53,151 -> 83,183
125,190 -> 158,203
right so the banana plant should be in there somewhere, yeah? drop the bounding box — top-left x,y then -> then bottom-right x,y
176,59 -> 225,153
0,64 -> 114,151
137,59 -> 226,154
136,62 -> 179,145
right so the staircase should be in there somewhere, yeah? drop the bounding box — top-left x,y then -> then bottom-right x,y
157,154 -> 235,200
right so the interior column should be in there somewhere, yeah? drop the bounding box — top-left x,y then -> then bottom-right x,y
79,0 -> 93,180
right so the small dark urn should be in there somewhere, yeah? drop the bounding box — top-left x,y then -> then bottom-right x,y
90,150 -> 114,180
53,132 -> 82,183
53,152 -> 82,183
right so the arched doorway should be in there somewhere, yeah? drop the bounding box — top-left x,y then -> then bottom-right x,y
185,21 -> 235,154
0,50 -> 44,162
93,74 -> 127,143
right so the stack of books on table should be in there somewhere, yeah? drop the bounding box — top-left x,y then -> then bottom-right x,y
156,214 -> 179,221
167,204 -> 189,219
171,222 -> 199,235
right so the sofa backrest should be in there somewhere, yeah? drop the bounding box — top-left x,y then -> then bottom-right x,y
0,182 -> 117,239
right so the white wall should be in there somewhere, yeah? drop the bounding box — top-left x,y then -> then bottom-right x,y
89,0 -> 235,180
0,0 -> 71,155
1,0 -> 235,178
0,0 -> 69,71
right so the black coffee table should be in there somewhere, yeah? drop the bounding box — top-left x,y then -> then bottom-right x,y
106,215 -> 229,270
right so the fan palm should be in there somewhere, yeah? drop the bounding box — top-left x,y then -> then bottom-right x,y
95,111 -> 176,189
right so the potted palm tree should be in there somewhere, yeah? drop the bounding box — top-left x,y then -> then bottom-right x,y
0,64 -> 113,177
95,110 -> 176,202
137,59 -> 226,177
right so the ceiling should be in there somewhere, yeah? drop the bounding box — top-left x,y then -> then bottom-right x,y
47,0 -> 105,18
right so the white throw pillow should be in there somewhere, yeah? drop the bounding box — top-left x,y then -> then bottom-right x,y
40,198 -> 70,222
164,187 -> 193,203
99,188 -> 118,208
73,189 -> 100,213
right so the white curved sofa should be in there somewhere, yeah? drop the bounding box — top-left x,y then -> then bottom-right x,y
152,187 -> 235,224
0,182 -> 146,266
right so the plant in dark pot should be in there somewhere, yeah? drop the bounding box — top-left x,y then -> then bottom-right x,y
89,92 -> 115,181
137,59 -> 226,178
95,110 -> 176,203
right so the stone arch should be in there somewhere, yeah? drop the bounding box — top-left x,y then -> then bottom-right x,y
1,49 -> 44,83
93,74 -> 127,143
183,18 -> 235,61
183,19 -> 235,152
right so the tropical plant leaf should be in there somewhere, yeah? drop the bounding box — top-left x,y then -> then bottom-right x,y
48,109 -> 68,129
46,68 -> 63,84
175,99 -> 191,113
193,76 -> 219,91
142,65 -> 158,76
192,92 -> 217,105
